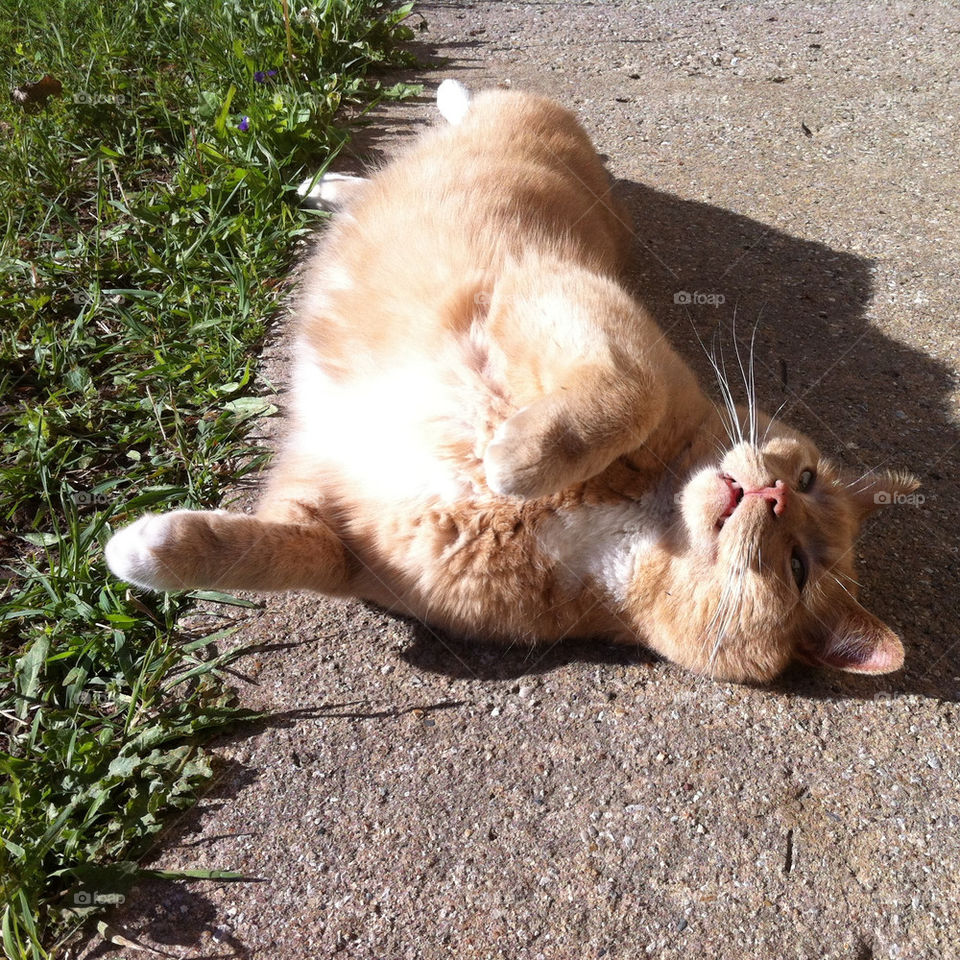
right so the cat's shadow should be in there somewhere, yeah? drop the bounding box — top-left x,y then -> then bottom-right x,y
403,178 -> 959,704
398,616 -> 660,682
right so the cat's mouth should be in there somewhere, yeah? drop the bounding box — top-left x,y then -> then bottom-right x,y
715,473 -> 744,530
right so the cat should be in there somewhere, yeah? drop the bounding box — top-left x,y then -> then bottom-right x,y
105,80 -> 918,683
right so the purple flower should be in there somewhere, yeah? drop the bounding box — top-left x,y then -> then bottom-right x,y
238,116 -> 250,132
254,69 -> 278,83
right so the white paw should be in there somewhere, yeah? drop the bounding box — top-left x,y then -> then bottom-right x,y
436,79 -> 471,125
483,447 -> 516,498
105,513 -> 182,591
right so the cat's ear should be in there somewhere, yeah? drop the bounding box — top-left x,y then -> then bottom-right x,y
801,599 -> 905,674
842,468 -> 920,522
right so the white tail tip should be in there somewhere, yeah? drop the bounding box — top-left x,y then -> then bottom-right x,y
437,79 -> 471,125
297,172 -> 367,210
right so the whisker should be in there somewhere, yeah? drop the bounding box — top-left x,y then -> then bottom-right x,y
713,341 -> 742,446
710,439 -> 729,459
708,535 -> 759,674
833,569 -> 864,589
845,467 -> 880,489
707,572 -> 743,675
731,304 -> 754,447
709,340 -> 740,444
700,570 -> 737,657
761,396 -> 791,444
686,312 -> 741,449
748,314 -> 762,447
715,337 -> 743,444
830,574 -> 858,601
704,545 -> 749,675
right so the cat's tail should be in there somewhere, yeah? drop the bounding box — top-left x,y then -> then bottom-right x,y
297,172 -> 368,211
436,79 -> 471,125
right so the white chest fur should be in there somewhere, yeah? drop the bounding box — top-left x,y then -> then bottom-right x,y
537,485 -> 675,601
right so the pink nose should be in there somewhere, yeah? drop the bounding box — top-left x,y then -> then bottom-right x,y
744,479 -> 789,516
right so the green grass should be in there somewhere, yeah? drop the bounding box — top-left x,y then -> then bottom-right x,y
0,1 -> 420,956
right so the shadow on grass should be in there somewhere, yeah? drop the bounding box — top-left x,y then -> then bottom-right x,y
76,760 -> 259,960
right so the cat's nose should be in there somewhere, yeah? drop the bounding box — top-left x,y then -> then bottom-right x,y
744,480 -> 788,516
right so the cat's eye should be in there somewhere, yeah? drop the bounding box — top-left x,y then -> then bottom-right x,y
798,468 -> 816,492
790,549 -> 808,591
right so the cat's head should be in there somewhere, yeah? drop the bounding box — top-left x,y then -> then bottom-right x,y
646,418 -> 918,683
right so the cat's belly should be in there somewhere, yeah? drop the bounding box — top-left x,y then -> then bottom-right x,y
290,361 -> 469,500
342,492 -> 658,644
341,499 -> 594,642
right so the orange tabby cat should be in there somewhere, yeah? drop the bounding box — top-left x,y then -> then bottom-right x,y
105,82 -> 917,683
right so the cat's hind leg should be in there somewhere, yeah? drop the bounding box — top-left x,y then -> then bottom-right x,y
105,510 -> 349,594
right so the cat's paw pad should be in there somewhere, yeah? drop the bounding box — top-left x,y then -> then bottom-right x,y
105,512 -> 189,591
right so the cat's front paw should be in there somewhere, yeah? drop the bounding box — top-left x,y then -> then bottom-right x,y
105,511 -> 208,591
484,405 -> 575,499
